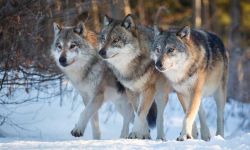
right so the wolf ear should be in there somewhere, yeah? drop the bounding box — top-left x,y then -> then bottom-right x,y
74,21 -> 85,35
122,14 -> 135,30
176,26 -> 190,40
103,15 -> 112,26
153,25 -> 161,37
53,22 -> 61,35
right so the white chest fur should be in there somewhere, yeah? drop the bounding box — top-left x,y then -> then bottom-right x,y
61,60 -> 102,99
171,74 -> 197,95
166,70 -> 219,97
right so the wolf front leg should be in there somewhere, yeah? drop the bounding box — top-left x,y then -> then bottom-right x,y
71,94 -> 104,138
90,113 -> 101,139
154,80 -> 170,140
177,72 -> 206,141
177,92 -> 211,141
114,93 -> 134,138
119,102 -> 134,138
128,85 -> 156,139
155,94 -> 168,140
177,93 -> 199,139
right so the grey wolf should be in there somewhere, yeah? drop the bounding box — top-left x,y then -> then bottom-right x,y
151,26 -> 229,141
51,22 -> 134,139
98,14 -> 171,140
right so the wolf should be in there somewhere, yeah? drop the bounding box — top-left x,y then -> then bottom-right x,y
51,22 -> 134,139
151,25 -> 229,141
98,14 -> 175,140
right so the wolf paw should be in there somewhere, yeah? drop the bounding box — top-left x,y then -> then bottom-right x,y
120,134 -> 129,139
71,127 -> 84,137
201,127 -> 211,141
128,132 -> 151,139
156,137 -> 167,141
201,132 -> 211,141
176,133 -> 193,141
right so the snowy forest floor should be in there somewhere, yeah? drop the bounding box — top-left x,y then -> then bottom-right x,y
0,89 -> 250,149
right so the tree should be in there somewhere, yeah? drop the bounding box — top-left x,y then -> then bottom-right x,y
227,0 -> 243,101
192,0 -> 202,28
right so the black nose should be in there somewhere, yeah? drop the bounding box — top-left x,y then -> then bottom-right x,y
59,57 -> 67,67
155,61 -> 163,69
99,49 -> 106,57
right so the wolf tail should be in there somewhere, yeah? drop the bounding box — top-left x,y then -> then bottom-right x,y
147,101 -> 157,128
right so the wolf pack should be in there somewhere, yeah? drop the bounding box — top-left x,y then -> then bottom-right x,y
51,14 -> 229,141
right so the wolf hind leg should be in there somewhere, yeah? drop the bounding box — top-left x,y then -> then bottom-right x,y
198,104 -> 211,141
214,84 -> 226,137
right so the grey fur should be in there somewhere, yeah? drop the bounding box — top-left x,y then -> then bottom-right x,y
99,15 -> 171,140
51,22 -> 134,139
151,26 -> 229,141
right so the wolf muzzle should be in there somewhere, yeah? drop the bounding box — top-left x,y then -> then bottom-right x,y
155,61 -> 164,71
59,56 -> 68,67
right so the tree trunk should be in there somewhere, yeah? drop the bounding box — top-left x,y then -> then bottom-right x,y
91,0 -> 100,32
209,0 -> 216,31
228,0 -> 245,102
229,0 -> 241,50
138,0 -> 146,25
201,0 -> 209,29
123,0 -> 131,16
192,0 -> 202,28
109,0 -> 124,19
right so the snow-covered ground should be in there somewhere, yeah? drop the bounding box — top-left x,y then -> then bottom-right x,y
0,85 -> 250,149
1,134 -> 250,150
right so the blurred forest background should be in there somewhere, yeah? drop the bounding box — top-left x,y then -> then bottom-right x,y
0,0 -> 249,134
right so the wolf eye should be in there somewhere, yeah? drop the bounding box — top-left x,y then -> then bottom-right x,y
168,48 -> 175,53
57,43 -> 62,50
70,44 -> 76,49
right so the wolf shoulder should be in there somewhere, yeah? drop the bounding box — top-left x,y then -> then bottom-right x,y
191,29 -> 228,59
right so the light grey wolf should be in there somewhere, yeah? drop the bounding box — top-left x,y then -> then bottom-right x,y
98,14 -> 172,140
51,22 -> 134,139
151,25 -> 229,141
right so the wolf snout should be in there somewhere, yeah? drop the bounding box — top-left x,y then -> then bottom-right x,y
98,49 -> 106,58
59,56 -> 67,67
155,61 -> 163,69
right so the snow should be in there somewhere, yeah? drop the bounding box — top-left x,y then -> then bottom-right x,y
0,85 -> 250,149
0,134 -> 250,150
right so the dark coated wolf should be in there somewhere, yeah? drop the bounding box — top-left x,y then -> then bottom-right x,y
98,14 -> 172,140
51,22 -> 134,139
151,26 -> 229,141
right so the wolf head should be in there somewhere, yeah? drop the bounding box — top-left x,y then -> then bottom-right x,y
151,26 -> 190,72
51,22 -> 96,68
98,14 -> 140,60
